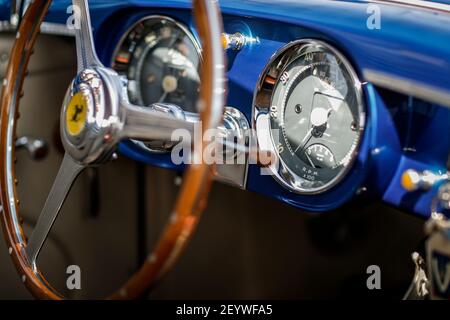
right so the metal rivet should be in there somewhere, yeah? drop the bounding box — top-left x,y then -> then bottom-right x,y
174,176 -> 182,186
103,134 -> 112,142
148,254 -> 157,264
196,99 -> 206,112
0,52 -> 8,63
2,78 -> 8,86
21,275 -> 26,283
170,213 -> 177,224
16,32 -> 20,39
8,247 -> 12,255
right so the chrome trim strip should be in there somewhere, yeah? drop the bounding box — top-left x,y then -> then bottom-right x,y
363,69 -> 450,108
367,0 -> 450,13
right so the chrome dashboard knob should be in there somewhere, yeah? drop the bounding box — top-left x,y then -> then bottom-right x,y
221,32 -> 258,51
401,169 -> 446,192
15,136 -> 48,160
222,33 -> 246,51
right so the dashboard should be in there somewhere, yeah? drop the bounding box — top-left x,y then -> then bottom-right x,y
5,0 -> 450,218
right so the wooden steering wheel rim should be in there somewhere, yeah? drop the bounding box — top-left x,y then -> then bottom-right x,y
0,0 -> 226,299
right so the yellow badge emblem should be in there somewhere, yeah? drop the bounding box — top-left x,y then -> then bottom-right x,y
66,92 -> 88,136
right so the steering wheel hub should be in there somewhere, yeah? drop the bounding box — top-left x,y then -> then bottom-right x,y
65,92 -> 88,137
61,68 -> 121,165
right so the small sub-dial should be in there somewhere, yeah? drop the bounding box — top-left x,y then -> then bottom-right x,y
304,144 -> 336,169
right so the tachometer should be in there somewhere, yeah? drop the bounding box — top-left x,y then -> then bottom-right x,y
112,16 -> 201,112
254,40 -> 365,194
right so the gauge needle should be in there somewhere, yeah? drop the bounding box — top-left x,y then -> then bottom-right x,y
159,74 -> 178,102
294,105 -> 333,155
305,153 -> 316,168
158,91 -> 168,103
294,128 -> 313,153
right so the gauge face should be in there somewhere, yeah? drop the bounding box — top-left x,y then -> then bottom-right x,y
112,16 -> 201,113
254,40 -> 365,194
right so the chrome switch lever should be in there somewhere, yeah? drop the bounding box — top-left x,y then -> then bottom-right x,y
16,136 -> 48,160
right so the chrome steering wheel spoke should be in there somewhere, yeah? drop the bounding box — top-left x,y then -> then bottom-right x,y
25,154 -> 84,265
73,0 -> 103,72
120,100 -> 198,144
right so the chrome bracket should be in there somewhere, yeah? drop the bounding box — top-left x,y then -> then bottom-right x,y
213,107 -> 250,189
403,252 -> 429,300
422,178 -> 450,300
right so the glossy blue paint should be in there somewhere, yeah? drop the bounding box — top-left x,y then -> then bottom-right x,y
382,101 -> 450,217
2,0 -> 449,216
0,1 -> 9,21
44,0 -> 450,97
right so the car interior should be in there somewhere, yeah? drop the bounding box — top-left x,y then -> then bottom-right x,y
0,0 -> 449,301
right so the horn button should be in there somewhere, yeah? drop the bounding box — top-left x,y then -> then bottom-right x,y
61,67 -> 122,165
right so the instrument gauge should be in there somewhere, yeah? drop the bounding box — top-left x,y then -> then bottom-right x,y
254,40 -> 365,194
304,144 -> 336,170
112,16 -> 201,113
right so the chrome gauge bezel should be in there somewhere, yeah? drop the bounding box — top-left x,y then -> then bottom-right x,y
112,15 -> 202,71
111,15 -> 202,106
111,15 -> 202,152
253,39 -> 366,195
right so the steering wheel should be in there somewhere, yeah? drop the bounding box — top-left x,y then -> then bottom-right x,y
0,0 -> 226,299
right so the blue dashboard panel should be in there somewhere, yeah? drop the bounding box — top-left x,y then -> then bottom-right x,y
7,0 -> 450,217
0,1 -> 9,20
45,0 -> 450,101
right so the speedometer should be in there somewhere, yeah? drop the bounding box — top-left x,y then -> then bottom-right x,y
254,40 -> 365,194
112,16 -> 201,112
